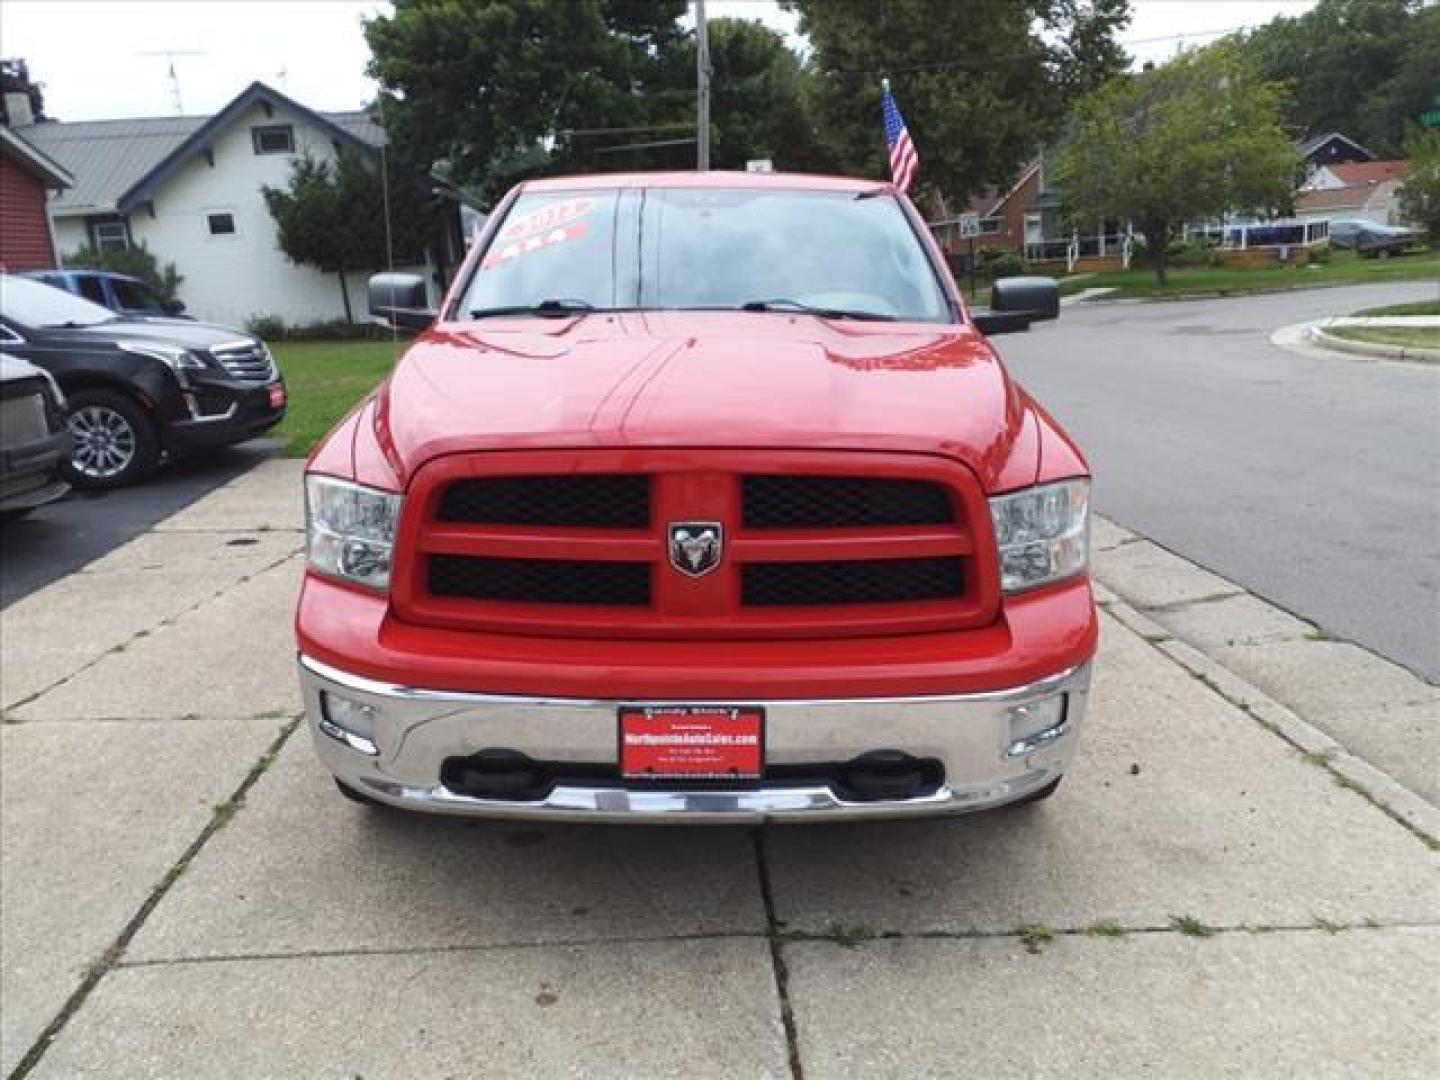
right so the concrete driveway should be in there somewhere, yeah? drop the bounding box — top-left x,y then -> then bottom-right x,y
2,461 -> 1437,1078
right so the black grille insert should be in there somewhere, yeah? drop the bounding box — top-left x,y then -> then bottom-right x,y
438,475 -> 649,528
742,557 -> 963,606
744,475 -> 953,528
429,555 -> 650,606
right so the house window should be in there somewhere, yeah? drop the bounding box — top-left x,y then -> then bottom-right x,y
90,219 -> 130,253
207,213 -> 236,236
252,124 -> 295,155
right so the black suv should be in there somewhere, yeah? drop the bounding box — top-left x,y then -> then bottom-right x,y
0,275 -> 286,488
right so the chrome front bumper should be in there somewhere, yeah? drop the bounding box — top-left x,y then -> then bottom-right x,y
299,655 -> 1092,824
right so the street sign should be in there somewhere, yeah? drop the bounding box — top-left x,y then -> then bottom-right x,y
1421,94 -> 1440,129
959,215 -> 981,238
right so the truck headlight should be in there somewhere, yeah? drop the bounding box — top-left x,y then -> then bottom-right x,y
988,479 -> 1089,594
305,475 -> 402,591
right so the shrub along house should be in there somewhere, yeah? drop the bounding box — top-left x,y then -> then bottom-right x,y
16,81 -> 465,329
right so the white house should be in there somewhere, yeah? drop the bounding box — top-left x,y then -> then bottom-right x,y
16,81 -> 464,328
1295,161 -> 1413,228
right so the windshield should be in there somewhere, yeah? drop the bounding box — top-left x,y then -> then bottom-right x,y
1,275 -> 116,329
644,188 -> 949,321
459,185 -> 952,323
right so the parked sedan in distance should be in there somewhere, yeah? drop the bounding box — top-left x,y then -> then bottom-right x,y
0,275 -> 286,488
22,269 -> 189,318
0,352 -> 70,519
1353,224 -> 1422,259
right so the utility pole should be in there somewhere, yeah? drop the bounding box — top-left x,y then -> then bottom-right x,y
695,0 -> 711,170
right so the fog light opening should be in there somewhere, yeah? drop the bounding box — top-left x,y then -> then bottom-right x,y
1006,695 -> 1068,757
319,691 -> 380,756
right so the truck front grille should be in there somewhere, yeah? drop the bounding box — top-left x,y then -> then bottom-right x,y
439,474 -> 649,528
743,475 -> 953,528
429,555 -> 650,606
396,451 -> 999,639
743,557 -> 964,607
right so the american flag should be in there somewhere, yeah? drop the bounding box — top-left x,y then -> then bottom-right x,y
881,79 -> 918,194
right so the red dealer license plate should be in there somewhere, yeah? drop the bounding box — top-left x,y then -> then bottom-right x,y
619,706 -> 764,780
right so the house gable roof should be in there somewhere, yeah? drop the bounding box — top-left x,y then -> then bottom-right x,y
1295,184 -> 1380,212
115,81 -> 383,212
1326,160 -> 1411,186
17,81 -> 385,217
0,125 -> 72,188
1298,132 -> 1375,163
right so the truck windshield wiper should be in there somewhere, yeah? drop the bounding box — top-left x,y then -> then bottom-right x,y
469,299 -> 600,319
739,299 -> 899,322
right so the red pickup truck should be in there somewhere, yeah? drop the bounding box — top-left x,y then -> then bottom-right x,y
296,172 -> 1096,823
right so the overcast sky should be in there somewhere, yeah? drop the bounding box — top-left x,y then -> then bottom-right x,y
2,1 -> 1320,123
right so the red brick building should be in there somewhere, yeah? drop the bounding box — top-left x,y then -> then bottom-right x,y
0,125 -> 71,272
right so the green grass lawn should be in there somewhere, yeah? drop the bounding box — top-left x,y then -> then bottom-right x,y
1061,249 -> 1440,300
271,340 -> 405,456
1326,325 -> 1440,350
1352,299 -> 1440,317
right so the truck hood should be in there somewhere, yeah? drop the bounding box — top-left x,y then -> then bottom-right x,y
376,311 -> 1035,490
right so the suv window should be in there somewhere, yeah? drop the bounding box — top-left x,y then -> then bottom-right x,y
111,278 -> 157,310
76,275 -> 108,305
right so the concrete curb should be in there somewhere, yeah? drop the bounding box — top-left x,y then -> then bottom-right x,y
1307,326 -> 1440,364
1094,519 -> 1440,851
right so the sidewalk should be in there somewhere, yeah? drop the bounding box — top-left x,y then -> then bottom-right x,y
2,462 -> 1436,1078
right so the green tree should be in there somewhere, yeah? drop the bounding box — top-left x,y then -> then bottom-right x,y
1234,0 -> 1426,156
1054,45 -> 1300,284
262,150 -> 443,322
781,0 -> 1131,209
364,0 -> 688,201
1398,127 -> 1440,240
649,17 -> 824,173
63,240 -> 183,302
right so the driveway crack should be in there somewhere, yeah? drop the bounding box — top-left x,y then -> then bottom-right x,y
753,828 -> 805,1080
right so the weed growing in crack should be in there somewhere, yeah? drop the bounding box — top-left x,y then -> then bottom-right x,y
1018,924 -> 1054,954
1170,915 -> 1216,938
1082,919 -> 1129,938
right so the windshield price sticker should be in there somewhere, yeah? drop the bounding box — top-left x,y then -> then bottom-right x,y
620,706 -> 764,779
498,197 -> 595,242
481,222 -> 588,270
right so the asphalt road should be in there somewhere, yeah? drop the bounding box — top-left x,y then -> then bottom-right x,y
0,440 -> 278,607
999,279 -> 1440,682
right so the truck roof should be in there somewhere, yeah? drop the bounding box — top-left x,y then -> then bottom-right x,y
521,171 -> 893,195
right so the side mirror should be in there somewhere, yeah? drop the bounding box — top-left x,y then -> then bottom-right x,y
162,298 -> 186,316
972,276 -> 1060,336
368,272 -> 436,332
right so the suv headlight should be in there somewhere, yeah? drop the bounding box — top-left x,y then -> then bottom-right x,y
116,339 -> 207,371
305,475 -> 402,591
988,478 -> 1089,594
